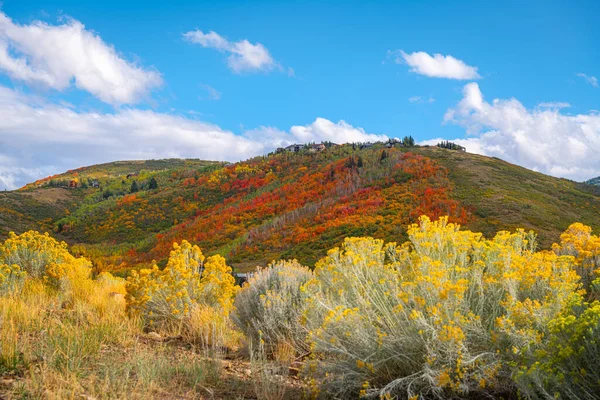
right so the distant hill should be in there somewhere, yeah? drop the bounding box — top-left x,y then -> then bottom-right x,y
22,159 -> 220,190
1,159 -> 220,239
3,144 -> 600,274
586,176 -> 600,186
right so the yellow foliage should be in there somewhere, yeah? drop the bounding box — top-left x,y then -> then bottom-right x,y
207,168 -> 226,185
552,221 -> 600,297
305,215 -> 581,398
200,254 -> 238,312
125,240 -> 237,331
1,220 -> 597,398
516,295 -> 600,398
44,256 -> 92,290
0,230 -> 92,288
0,263 -> 26,294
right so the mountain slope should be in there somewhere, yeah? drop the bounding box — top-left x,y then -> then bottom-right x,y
417,148 -> 600,245
22,159 -> 221,190
3,144 -> 600,273
1,159 -> 220,238
0,188 -> 86,237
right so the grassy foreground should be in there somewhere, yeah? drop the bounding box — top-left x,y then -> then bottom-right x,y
1,216 -> 600,399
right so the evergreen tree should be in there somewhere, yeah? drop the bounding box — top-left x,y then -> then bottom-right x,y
345,156 -> 356,169
380,150 -> 388,162
436,140 -> 465,151
130,180 -> 139,193
148,177 -> 158,190
357,156 -> 364,168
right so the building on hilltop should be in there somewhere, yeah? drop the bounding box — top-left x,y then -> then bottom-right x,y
285,144 -> 303,153
385,138 -> 401,148
308,143 -> 326,153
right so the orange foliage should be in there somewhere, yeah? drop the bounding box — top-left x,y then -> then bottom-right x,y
144,150 -> 470,266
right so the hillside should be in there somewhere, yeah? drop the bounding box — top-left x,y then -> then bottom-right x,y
22,158 -> 221,190
0,188 -> 86,237
0,159 -> 220,239
3,144 -> 600,274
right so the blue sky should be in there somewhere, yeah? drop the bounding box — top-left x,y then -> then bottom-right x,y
0,0 -> 598,189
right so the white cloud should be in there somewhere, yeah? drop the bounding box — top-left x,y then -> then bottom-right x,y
0,162 -> 56,192
289,117 -> 387,144
391,50 -> 481,80
199,84 -> 221,100
0,85 -> 383,190
537,102 -> 571,109
576,73 -> 599,88
409,96 -> 435,104
241,118 -> 387,150
183,30 -> 277,73
434,82 -> 600,181
0,12 -> 162,105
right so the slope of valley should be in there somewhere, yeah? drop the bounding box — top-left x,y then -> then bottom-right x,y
2,143 -> 600,274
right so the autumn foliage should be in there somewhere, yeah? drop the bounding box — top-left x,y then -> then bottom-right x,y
144,149 -> 470,270
2,217 -> 600,398
301,216 -> 579,398
125,240 -> 238,332
46,147 -> 472,272
0,231 -> 92,289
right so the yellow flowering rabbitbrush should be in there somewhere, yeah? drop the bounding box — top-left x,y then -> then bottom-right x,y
552,222 -> 600,299
515,222 -> 600,399
303,216 -> 580,399
515,295 -> 600,400
0,230 -> 92,289
126,240 -> 237,330
0,263 -> 26,294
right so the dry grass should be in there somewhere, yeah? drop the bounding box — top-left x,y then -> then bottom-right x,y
0,274 -> 305,400
249,342 -> 291,400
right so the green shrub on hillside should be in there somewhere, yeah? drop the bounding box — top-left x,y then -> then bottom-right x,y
516,296 -> 600,400
233,260 -> 313,356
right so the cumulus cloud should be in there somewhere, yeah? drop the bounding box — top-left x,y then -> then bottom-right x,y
183,30 -> 277,73
576,73 -> 599,88
0,12 -> 162,105
431,83 -> 600,181
0,85 -> 384,190
391,50 -> 481,80
289,118 -> 387,144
